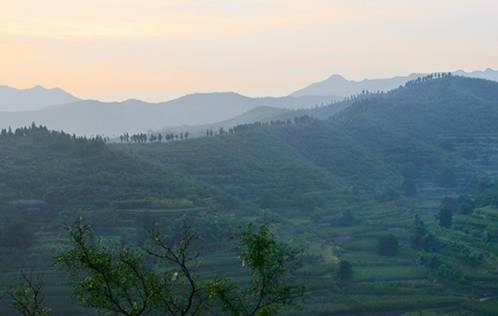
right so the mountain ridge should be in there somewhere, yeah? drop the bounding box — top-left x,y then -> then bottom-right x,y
291,68 -> 498,97
0,92 -> 335,135
0,85 -> 80,111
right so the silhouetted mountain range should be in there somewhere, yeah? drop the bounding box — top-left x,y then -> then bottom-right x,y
0,93 -> 334,135
0,85 -> 80,111
1,68 -> 497,135
291,68 -> 498,97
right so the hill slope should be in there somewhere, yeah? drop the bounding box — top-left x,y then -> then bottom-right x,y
130,76 -> 498,208
158,106 -> 290,137
0,125 -> 221,209
5,76 -> 498,315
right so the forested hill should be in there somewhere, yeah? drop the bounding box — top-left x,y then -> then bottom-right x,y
6,75 -> 493,211
333,75 -> 498,137
5,76 -> 498,315
0,125 -> 223,210
127,76 -> 498,209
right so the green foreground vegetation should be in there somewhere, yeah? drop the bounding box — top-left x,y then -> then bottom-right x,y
3,76 -> 498,315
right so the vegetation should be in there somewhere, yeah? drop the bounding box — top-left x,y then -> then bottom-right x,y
6,273 -> 51,316
4,76 -> 498,315
377,234 -> 399,257
2,221 -> 302,316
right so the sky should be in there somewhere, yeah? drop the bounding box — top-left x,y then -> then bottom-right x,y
1,0 -> 497,101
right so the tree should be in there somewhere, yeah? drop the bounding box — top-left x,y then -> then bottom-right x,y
378,234 -> 398,256
211,225 -> 304,316
55,222 -> 160,316
410,215 -> 438,250
145,224 -> 212,316
56,221 -> 303,316
336,260 -> 353,283
410,215 -> 426,250
436,207 -> 453,228
8,273 -> 51,316
437,198 -> 454,228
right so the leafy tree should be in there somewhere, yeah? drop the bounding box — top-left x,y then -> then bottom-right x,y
56,221 -> 303,316
410,215 -> 438,251
437,198 -> 455,228
55,222 -> 161,316
410,215 -> 427,250
210,224 -> 304,316
436,207 -> 453,228
336,260 -> 353,283
378,234 -> 399,256
8,273 -> 51,316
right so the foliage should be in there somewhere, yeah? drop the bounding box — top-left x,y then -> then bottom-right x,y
336,260 -> 353,283
55,222 -> 303,316
418,255 -> 464,283
410,215 -> 437,251
437,198 -> 455,228
211,225 -> 304,316
8,273 -> 51,316
55,221 -> 162,316
377,234 -> 399,257
5,77 -> 498,314
0,124 -> 221,210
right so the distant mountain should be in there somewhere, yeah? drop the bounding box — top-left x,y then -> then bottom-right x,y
0,85 -> 80,111
291,73 -> 423,97
158,106 -> 290,138
156,100 -> 352,139
292,68 -> 498,97
453,68 -> 498,82
0,92 -> 335,135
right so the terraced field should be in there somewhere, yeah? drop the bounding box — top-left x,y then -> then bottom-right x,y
3,77 -> 498,315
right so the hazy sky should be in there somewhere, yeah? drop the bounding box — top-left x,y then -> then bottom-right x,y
1,0 -> 497,101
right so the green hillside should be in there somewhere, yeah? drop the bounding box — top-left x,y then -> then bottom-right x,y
0,125 -> 222,209
129,76 -> 496,208
3,76 -> 498,315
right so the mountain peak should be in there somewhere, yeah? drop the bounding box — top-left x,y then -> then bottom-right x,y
326,74 -> 347,81
0,85 -> 80,111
